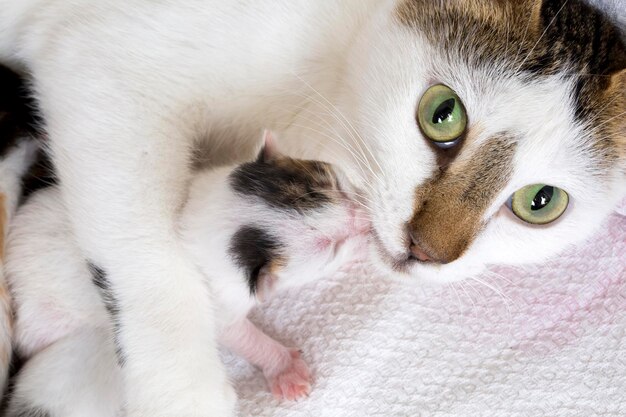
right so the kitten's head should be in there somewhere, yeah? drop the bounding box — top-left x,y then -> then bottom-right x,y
337,0 -> 625,282
228,132 -> 369,299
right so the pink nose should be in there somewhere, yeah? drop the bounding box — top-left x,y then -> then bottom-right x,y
408,229 -> 440,263
410,243 -> 434,262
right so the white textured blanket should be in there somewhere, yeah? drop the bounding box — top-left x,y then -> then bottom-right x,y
226,209 -> 625,417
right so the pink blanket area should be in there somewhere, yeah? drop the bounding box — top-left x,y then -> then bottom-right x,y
225,211 -> 625,417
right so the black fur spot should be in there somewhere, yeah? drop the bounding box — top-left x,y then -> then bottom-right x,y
0,66 -> 39,158
87,262 -> 126,366
228,226 -> 282,295
229,159 -> 333,212
0,65 -> 52,203
20,150 -> 57,201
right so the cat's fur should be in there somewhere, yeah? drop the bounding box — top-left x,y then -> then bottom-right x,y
0,0 -> 623,415
4,134 -> 367,416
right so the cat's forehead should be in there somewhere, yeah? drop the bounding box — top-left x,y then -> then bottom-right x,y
450,74 -> 588,173
396,0 -> 625,80
397,0 -> 625,165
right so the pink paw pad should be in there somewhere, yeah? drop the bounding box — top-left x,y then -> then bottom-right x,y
265,350 -> 311,401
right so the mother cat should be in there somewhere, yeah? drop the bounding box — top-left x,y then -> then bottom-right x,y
0,0 -> 624,415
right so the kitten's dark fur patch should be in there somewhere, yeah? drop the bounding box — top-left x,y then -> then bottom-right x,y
87,262 -> 126,366
229,226 -> 283,295
229,157 -> 335,212
0,66 -> 38,157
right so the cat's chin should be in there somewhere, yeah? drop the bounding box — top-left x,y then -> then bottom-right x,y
371,255 -> 486,285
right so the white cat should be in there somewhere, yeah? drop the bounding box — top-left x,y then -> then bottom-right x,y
0,0 -> 623,415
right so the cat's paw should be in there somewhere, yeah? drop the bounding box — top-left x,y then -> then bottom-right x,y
265,349 -> 311,401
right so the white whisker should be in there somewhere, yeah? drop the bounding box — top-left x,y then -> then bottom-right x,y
516,0 -> 569,73
289,72 -> 386,182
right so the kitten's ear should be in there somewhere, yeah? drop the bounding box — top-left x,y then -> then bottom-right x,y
256,130 -> 282,163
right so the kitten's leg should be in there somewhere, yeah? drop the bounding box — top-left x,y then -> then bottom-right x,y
220,318 -> 311,400
6,328 -> 123,417
39,97 -> 235,416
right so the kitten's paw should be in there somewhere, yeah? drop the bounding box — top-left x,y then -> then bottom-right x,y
265,349 -> 311,401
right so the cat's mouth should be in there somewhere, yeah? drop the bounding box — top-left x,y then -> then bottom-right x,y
370,226 -> 426,275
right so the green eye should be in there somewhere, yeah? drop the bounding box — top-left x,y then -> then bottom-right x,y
509,184 -> 569,225
417,84 -> 467,146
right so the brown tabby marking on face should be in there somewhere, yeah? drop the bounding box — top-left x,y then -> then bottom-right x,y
397,0 -> 626,168
431,123 -> 486,170
409,134 -> 517,263
591,69 -> 625,169
230,156 -> 339,212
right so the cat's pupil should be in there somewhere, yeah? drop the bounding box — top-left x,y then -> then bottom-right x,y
432,98 -> 455,124
531,186 -> 554,211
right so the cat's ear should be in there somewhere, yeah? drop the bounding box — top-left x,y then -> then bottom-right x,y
256,130 -> 282,163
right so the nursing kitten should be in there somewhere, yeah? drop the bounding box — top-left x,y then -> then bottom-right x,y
4,132 -> 367,416
0,0 -> 623,414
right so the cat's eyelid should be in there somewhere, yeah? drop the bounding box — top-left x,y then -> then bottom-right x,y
431,139 -> 460,149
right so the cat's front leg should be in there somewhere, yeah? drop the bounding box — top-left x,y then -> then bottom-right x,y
43,98 -> 236,416
221,318 -> 311,401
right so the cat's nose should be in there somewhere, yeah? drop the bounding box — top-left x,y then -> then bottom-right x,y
408,232 -> 439,263
409,242 -> 434,263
